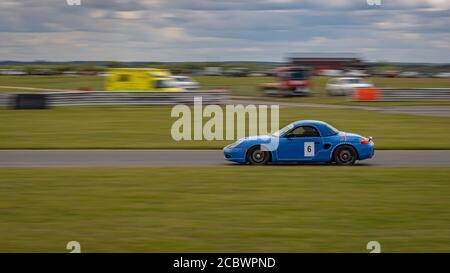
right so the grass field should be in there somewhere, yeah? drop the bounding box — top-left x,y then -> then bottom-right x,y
0,166 -> 449,252
1,75 -> 450,106
1,106 -> 450,149
0,75 -> 103,91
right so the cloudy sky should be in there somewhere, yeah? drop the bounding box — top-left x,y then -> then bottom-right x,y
0,0 -> 449,62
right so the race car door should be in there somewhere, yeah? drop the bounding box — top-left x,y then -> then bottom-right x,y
276,126 -> 322,161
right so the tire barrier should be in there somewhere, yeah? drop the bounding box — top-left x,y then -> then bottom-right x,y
0,90 -> 229,109
353,88 -> 450,101
14,94 -> 48,109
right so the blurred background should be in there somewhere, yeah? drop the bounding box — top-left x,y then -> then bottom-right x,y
0,0 -> 449,253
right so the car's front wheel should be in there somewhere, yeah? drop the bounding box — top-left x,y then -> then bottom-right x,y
247,146 -> 270,165
333,145 -> 357,165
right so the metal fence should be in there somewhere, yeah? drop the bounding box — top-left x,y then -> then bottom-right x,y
0,93 -> 13,108
378,88 -> 450,101
0,90 -> 230,108
2,88 -> 450,108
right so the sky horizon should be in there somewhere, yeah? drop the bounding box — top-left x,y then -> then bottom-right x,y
1,60 -> 450,65
1,0 -> 449,63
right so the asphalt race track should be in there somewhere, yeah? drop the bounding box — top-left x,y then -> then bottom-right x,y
0,150 -> 449,167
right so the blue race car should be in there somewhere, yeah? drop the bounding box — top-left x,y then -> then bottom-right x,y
223,120 -> 374,165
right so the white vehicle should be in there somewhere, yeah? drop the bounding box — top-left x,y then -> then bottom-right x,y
62,71 -> 79,76
344,70 -> 369,77
0,69 -> 26,76
172,75 -> 199,90
249,72 -> 266,77
433,72 -> 450,78
398,71 -> 421,78
204,67 -> 223,76
326,77 -> 374,96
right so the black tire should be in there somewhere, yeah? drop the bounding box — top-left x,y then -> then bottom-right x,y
247,146 -> 270,165
333,145 -> 357,166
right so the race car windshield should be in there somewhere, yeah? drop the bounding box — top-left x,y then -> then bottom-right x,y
325,123 -> 340,134
272,123 -> 294,137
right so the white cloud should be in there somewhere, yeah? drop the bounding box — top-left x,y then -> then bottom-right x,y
114,11 -> 144,20
0,0 -> 448,62
158,27 -> 191,41
90,9 -> 108,19
394,0 -> 450,10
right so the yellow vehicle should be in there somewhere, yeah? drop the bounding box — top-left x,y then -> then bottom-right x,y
105,68 -> 183,92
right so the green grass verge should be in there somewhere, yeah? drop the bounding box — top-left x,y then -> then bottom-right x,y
0,166 -> 449,252
1,106 -> 449,149
0,76 -> 104,91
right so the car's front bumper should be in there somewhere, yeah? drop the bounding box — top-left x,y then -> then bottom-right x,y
223,145 -> 247,163
358,142 -> 375,160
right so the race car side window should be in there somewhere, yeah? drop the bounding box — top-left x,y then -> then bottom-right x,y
287,126 -> 320,138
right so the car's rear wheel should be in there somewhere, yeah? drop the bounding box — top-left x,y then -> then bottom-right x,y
333,145 -> 357,166
247,146 -> 270,165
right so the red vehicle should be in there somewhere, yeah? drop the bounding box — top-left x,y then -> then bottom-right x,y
259,66 -> 312,96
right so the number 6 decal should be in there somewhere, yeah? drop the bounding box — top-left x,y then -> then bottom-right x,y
304,142 -> 314,157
